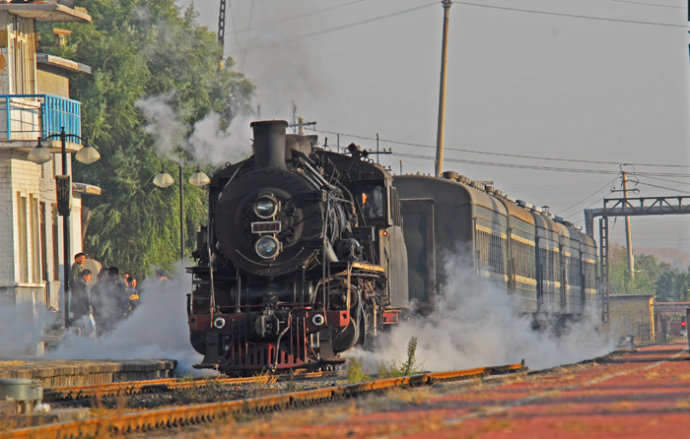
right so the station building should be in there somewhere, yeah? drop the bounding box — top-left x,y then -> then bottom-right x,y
0,1 -> 93,319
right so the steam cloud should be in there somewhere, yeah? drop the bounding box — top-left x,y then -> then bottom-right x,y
135,94 -> 251,168
0,271 -> 211,376
0,299 -> 48,357
43,271 -> 209,376
350,251 -> 614,372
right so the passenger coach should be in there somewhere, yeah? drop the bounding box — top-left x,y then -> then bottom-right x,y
394,171 -> 598,324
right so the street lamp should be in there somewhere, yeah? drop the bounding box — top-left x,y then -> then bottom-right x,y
153,162 -> 210,261
27,126 -> 100,328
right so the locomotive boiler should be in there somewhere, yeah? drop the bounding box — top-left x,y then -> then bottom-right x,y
188,120 -> 408,374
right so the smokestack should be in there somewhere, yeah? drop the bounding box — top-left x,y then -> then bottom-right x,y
251,120 -> 288,170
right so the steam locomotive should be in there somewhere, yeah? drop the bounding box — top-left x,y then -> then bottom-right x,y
187,120 -> 600,375
188,120 -> 408,374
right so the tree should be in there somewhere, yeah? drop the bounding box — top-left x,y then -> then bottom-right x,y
608,245 -> 690,302
40,0 -> 253,277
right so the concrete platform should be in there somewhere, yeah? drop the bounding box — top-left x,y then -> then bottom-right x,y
232,342 -> 690,438
0,359 -> 176,387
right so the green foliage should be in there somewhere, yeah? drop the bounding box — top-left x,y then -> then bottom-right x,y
608,245 -> 690,301
377,337 -> 424,378
346,357 -> 371,383
39,0 -> 253,276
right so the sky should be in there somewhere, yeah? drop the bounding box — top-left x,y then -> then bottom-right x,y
177,0 -> 690,254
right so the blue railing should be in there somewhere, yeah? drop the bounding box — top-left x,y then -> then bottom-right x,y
0,94 -> 81,142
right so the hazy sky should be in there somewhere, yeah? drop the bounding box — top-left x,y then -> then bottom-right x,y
177,0 -> 689,252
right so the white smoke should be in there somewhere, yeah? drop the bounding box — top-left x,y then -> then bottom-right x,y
0,299 -> 48,357
135,93 -> 189,157
44,270 -> 214,377
136,94 -> 252,168
188,112 -> 252,167
350,251 -> 614,372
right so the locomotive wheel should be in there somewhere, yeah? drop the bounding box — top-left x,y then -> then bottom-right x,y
332,315 -> 359,353
358,309 -> 375,350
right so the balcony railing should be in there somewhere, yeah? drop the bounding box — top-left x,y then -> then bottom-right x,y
0,94 -> 81,143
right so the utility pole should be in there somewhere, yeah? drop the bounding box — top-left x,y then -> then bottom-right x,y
218,0 -> 226,49
435,0 -> 452,177
622,167 -> 634,281
218,0 -> 227,69
287,117 -> 316,135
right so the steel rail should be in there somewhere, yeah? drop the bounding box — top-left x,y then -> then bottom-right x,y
2,362 -> 526,438
44,370 -> 342,401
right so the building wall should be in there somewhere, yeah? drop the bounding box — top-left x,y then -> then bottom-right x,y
0,147 -> 84,311
0,5 -> 92,337
609,294 -> 655,343
0,150 -> 14,294
36,69 -> 68,97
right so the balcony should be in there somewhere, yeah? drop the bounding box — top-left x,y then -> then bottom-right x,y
0,94 -> 81,145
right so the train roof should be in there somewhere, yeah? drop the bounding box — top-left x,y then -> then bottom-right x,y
394,174 -> 507,216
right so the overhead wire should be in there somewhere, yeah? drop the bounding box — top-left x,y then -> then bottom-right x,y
312,128 -> 690,171
234,0 -> 370,32
455,1 -> 688,28
610,0 -> 686,9
634,173 -> 690,186
635,180 -> 690,194
227,1 -> 241,57
239,0 -> 256,70
294,2 -> 438,40
559,177 -> 619,216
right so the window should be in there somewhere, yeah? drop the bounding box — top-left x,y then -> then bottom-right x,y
476,228 -> 505,275
30,196 -> 40,282
17,193 -> 27,283
9,18 -> 33,95
359,184 -> 385,221
52,204 -> 59,281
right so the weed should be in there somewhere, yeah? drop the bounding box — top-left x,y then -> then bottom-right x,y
377,337 -> 424,378
347,358 -> 371,383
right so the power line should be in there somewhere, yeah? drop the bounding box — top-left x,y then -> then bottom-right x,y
455,1 -> 688,28
392,151 -> 690,177
295,2 -> 438,40
227,1 -> 241,57
235,0 -> 370,32
635,173 -> 690,186
393,151 -> 623,174
239,0 -> 256,70
559,177 -> 619,216
635,180 -> 690,194
610,0 -> 686,9
313,128 -> 690,169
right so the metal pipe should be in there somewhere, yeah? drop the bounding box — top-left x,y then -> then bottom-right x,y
435,0 -> 452,177
60,127 -> 70,328
179,162 -> 184,262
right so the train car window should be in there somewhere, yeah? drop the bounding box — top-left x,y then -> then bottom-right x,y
360,185 -> 385,220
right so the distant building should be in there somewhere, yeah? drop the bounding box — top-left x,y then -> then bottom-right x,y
0,1 -> 93,316
608,294 -> 655,343
654,302 -> 690,339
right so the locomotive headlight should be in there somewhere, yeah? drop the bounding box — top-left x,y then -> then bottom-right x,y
254,196 -> 278,219
255,235 -> 280,259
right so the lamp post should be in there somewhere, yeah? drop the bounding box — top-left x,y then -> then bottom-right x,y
27,126 -> 100,328
153,162 -> 210,261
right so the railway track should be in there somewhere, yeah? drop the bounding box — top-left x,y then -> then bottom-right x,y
1,362 -> 526,438
44,369 -> 341,402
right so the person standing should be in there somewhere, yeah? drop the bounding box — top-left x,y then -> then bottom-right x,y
71,268 -> 92,321
70,252 -> 87,286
